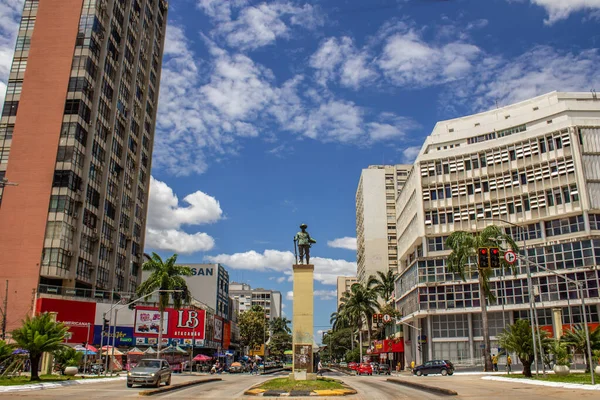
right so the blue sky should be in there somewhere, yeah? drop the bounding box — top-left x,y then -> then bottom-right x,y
1,0 -> 600,343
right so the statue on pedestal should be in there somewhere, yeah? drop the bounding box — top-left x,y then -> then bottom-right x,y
293,223 -> 316,264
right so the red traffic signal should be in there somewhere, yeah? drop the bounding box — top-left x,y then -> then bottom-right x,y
478,248 -> 490,269
490,247 -> 501,268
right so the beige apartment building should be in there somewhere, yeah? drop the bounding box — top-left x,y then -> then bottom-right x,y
229,282 -> 282,321
356,165 -> 410,283
336,276 -> 358,308
394,91 -> 600,366
0,0 -> 168,330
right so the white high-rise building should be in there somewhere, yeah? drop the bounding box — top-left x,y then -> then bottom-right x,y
229,282 -> 282,321
336,276 -> 358,308
356,165 -> 411,283
394,91 -> 600,366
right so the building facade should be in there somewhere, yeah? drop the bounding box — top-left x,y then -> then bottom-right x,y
394,91 -> 600,366
336,276 -> 357,308
229,282 -> 282,321
0,0 -> 168,330
356,165 -> 410,283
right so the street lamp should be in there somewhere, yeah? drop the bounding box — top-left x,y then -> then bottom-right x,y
481,217 -> 543,376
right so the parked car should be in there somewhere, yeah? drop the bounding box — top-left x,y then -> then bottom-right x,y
339,362 -> 348,368
127,359 -> 172,388
378,364 -> 391,375
370,362 -> 379,373
348,362 -> 359,371
228,362 -> 244,373
357,363 -> 373,376
412,360 -> 454,376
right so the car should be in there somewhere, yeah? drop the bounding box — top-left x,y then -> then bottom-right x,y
127,359 -> 172,388
370,362 -> 379,373
348,362 -> 359,371
228,361 -> 245,373
357,363 -> 373,375
412,360 -> 454,376
377,364 -> 391,375
339,362 -> 348,368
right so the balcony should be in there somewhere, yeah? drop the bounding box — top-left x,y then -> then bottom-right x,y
40,265 -> 70,280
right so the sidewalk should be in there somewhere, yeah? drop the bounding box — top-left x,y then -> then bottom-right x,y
482,375 -> 600,391
0,376 -> 125,393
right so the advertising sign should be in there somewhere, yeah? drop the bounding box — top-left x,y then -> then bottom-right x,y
93,326 -> 134,346
36,298 -> 96,343
213,317 -> 223,341
293,344 -> 313,373
134,308 -> 168,335
223,322 -> 231,349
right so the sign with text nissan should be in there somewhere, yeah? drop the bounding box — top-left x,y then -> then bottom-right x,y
134,306 -> 206,340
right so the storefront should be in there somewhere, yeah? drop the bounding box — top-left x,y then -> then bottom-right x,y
370,338 -> 405,370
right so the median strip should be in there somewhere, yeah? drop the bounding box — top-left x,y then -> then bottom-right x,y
387,378 -> 458,396
138,377 -> 222,396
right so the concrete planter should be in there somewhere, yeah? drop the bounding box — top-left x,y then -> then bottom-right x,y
595,365 -> 600,376
553,365 -> 570,376
64,366 -> 79,376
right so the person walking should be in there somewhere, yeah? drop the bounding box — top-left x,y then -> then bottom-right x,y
506,355 -> 512,374
492,354 -> 498,372
316,360 -> 324,376
410,360 -> 415,371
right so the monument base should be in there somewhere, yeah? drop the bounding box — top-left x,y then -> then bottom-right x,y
289,371 -> 317,381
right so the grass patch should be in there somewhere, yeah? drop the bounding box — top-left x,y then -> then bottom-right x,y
0,374 -> 117,386
257,377 -> 346,391
501,373 -> 600,385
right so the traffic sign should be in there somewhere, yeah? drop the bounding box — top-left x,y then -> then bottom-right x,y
383,314 -> 392,323
504,250 -> 517,264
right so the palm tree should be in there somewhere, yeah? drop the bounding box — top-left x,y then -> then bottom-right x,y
53,346 -> 83,375
368,270 -> 398,301
270,317 -> 291,334
0,340 -> 12,364
560,324 -> 600,372
11,312 -> 69,381
136,252 -> 192,353
338,282 -> 379,354
446,225 -> 518,372
498,319 -> 550,377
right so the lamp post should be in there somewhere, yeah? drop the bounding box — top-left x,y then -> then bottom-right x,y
481,218 -> 542,376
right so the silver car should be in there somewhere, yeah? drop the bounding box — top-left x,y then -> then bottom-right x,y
127,359 -> 172,388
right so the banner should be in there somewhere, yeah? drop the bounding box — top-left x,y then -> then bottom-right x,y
134,308 -> 168,335
93,326 -> 134,346
223,322 -> 231,349
213,316 -> 223,341
36,298 -> 95,343
134,306 -> 205,340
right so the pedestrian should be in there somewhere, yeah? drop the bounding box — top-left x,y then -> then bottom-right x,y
410,360 -> 415,370
316,360 -> 324,376
506,355 -> 512,373
492,354 -> 498,372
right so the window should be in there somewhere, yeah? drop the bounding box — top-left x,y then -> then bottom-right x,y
41,248 -> 72,270
86,185 -> 100,207
2,101 -> 18,117
545,215 -> 585,237
64,99 -> 91,123
61,122 -> 88,146
83,208 -> 98,229
52,170 -> 82,191
104,200 -> 116,220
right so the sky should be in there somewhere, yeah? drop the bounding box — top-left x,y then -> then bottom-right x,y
1,0 -> 600,343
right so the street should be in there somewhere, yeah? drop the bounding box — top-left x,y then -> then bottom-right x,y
0,371 -> 599,399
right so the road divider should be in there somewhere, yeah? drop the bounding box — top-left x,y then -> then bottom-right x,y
138,377 -> 222,396
387,378 -> 458,396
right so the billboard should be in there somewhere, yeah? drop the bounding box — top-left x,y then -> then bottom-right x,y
93,325 -> 134,346
134,306 -> 206,340
36,298 -> 96,343
213,316 -> 223,341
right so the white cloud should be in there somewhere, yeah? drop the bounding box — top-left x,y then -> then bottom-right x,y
515,0 -> 600,24
448,46 -> 600,112
327,237 -> 357,251
378,30 -> 481,88
199,1 -> 323,51
0,0 -> 23,108
286,291 -> 293,301
276,276 -> 286,283
314,290 -> 336,300
145,177 -> 222,254
205,250 -> 356,285
402,146 -> 421,163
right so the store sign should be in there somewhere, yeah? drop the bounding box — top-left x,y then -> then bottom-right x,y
134,306 -> 206,340
36,298 -> 96,343
94,326 -> 134,346
213,317 -> 223,341
190,267 -> 214,276
134,308 -> 168,335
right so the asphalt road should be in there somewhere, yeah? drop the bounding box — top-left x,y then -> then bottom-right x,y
0,371 -> 599,399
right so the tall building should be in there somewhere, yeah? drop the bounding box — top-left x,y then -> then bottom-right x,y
356,164 -> 411,283
229,282 -> 282,321
394,91 -> 600,366
336,276 -> 357,308
0,0 -> 168,331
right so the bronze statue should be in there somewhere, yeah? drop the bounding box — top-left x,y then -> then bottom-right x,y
294,223 -> 316,264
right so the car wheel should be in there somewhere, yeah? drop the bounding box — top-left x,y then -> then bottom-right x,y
126,383 -> 133,388
441,369 -> 448,376
155,378 -> 161,388
416,370 -> 423,376
165,375 -> 171,386
448,372 -> 454,376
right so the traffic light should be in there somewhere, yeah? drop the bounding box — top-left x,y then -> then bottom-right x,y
478,248 -> 490,269
417,344 -> 422,352
103,318 -> 109,331
490,247 -> 501,268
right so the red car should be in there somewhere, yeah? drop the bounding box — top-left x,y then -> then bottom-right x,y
357,363 -> 373,376
348,362 -> 359,371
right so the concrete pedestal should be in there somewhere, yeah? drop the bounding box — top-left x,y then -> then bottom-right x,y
292,264 -> 314,379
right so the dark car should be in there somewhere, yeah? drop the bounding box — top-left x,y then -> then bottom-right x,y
127,359 -> 172,388
412,360 -> 454,376
377,364 -> 391,375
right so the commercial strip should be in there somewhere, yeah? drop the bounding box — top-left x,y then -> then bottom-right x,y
389,91 -> 600,366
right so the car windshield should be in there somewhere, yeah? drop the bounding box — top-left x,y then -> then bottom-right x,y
137,360 -> 160,369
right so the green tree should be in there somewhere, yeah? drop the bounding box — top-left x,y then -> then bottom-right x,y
268,332 -> 292,359
11,312 -> 69,381
239,305 -> 267,350
270,317 -> 291,335
368,270 -> 398,301
560,324 -> 600,372
136,252 -> 192,353
53,346 -> 83,374
344,347 -> 360,363
323,328 -> 353,361
338,282 -> 379,347
497,319 -> 550,377
446,225 -> 518,371
0,340 -> 13,364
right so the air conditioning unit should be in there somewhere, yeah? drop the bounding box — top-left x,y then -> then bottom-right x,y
66,251 -> 73,256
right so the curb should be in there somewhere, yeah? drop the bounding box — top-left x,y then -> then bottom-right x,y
0,377 -> 125,393
386,378 -> 458,396
138,377 -> 222,396
481,376 -> 600,391
244,378 -> 357,397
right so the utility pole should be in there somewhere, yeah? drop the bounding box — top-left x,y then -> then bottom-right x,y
1,280 -> 7,340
